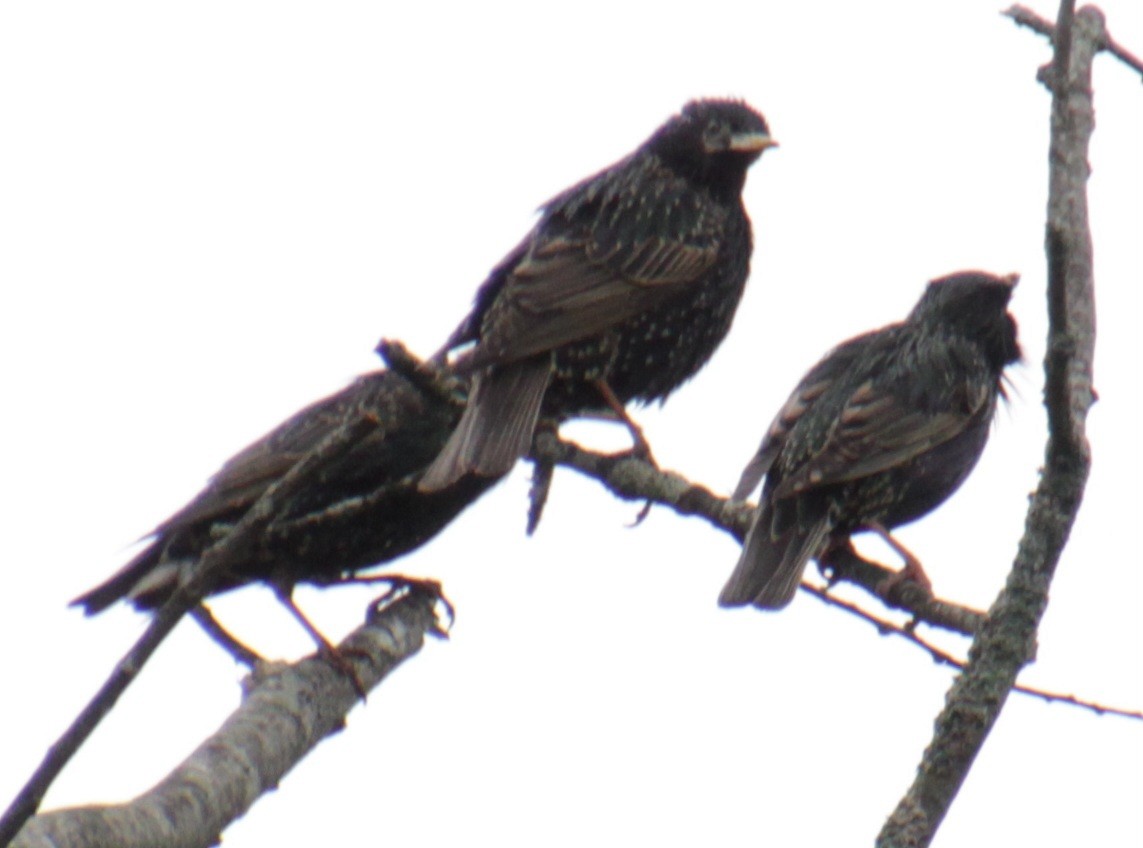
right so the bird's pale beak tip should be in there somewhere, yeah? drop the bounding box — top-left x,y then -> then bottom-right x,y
730,134 -> 779,153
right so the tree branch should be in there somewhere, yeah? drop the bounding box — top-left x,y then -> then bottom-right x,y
1005,4 -> 1143,81
8,586 -> 443,848
530,431 -> 987,637
804,586 -> 1140,721
877,4 -> 1102,845
0,412 -> 383,847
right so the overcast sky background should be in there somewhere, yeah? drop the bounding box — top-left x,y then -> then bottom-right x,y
2,2 -> 1140,845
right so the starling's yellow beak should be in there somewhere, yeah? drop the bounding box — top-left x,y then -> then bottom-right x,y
728,132 -> 778,153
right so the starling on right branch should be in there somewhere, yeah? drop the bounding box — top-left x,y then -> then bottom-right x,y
420,99 -> 776,491
719,271 -> 1022,610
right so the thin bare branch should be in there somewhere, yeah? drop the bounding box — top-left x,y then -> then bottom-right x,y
1004,3 -> 1143,80
804,586 -> 1141,720
530,432 -> 986,637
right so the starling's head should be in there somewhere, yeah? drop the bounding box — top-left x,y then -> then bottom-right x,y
910,271 -> 1022,371
648,99 -> 776,196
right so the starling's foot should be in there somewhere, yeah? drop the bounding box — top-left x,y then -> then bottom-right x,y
191,605 -> 264,671
357,575 -> 455,638
867,524 -> 933,601
876,564 -> 934,604
616,423 -> 656,526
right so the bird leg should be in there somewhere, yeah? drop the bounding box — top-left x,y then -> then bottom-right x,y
190,605 -> 264,670
866,523 -> 934,599
593,378 -> 657,525
273,586 -> 370,700
593,379 -> 656,465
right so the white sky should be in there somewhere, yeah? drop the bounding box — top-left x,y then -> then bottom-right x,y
2,2 -> 1140,845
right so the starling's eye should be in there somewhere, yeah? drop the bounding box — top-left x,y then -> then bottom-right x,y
702,120 -> 731,151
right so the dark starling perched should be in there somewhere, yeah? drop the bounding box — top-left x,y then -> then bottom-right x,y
73,361 -> 494,618
419,99 -> 776,491
719,271 -> 1022,610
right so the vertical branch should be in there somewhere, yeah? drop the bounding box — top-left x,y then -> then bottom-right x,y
877,3 -> 1101,846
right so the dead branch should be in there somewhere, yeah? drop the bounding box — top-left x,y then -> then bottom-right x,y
877,4 -> 1104,845
8,586 -> 442,848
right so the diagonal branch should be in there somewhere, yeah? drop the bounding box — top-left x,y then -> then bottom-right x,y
8,586 -> 443,848
0,413 -> 382,847
877,4 -> 1103,846
530,432 -> 987,637
804,586 -> 1141,721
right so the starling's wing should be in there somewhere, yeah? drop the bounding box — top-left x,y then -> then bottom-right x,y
718,499 -> 832,609
72,373 -> 391,614
465,166 -> 723,368
167,373 -> 387,528
733,372 -> 838,500
466,235 -> 719,367
435,237 -> 532,357
733,334 -> 876,501
773,375 -> 993,499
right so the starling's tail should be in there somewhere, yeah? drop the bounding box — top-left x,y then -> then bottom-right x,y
419,359 -> 551,492
718,501 -> 831,610
70,545 -> 171,614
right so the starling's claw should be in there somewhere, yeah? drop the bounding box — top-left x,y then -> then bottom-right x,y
628,500 -> 654,527
360,575 -> 455,638
876,570 -> 934,605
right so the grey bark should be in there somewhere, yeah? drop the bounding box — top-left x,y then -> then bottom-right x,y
9,588 -> 441,848
3,6 -> 1130,846
876,4 -> 1102,845
0,412 -> 383,847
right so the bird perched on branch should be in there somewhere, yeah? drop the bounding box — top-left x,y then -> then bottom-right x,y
719,271 -> 1022,610
420,98 -> 776,491
73,349 -> 494,648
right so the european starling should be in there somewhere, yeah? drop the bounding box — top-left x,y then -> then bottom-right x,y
419,98 -> 776,491
73,360 -> 495,618
719,271 -> 1021,610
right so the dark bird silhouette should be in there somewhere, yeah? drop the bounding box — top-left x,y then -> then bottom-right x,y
73,356 -> 494,620
719,271 -> 1022,610
420,98 -> 776,491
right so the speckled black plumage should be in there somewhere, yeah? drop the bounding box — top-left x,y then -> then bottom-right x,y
720,271 -> 1022,610
420,99 -> 776,490
73,368 -> 494,614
